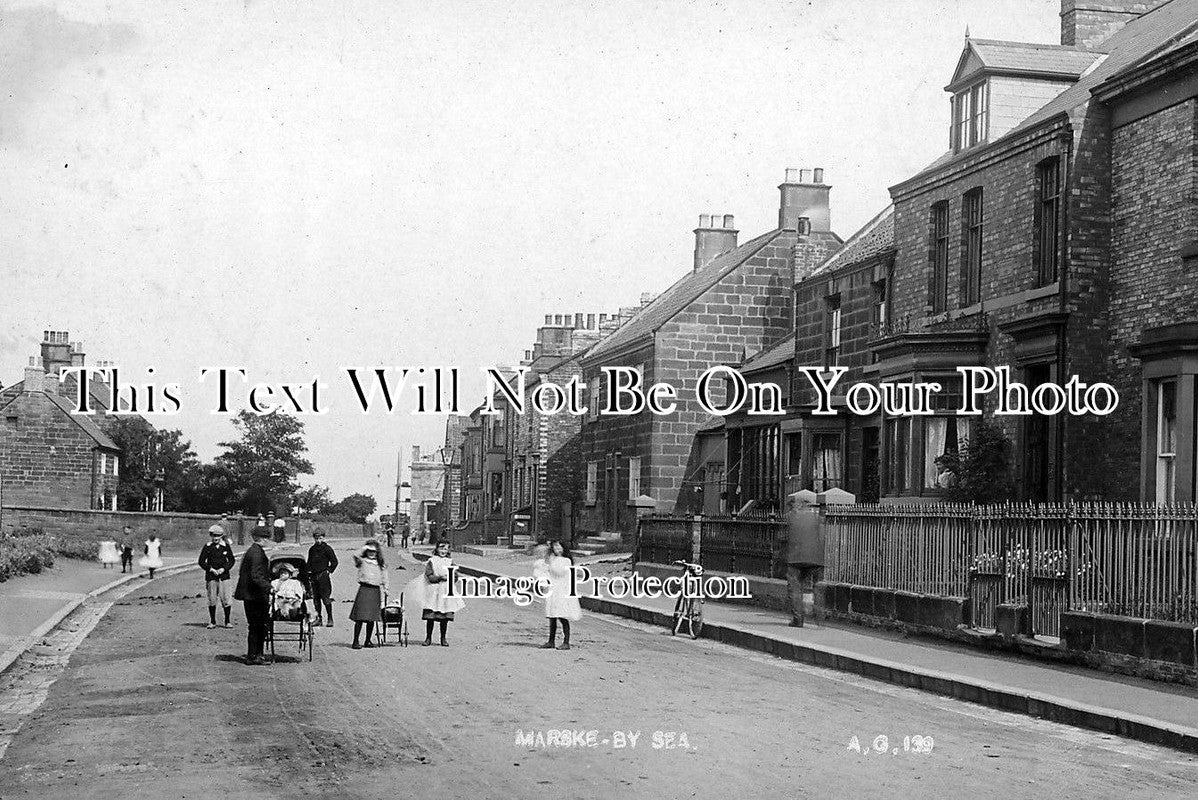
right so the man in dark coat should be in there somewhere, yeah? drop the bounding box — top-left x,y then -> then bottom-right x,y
785,491 -> 825,627
234,525 -> 272,665
198,524 -> 236,629
307,528 -> 339,627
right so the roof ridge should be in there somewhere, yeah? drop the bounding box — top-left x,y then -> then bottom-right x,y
970,38 -> 1091,51
584,227 -> 788,360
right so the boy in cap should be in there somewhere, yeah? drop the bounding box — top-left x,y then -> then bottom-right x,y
306,528 -> 339,626
198,524 -> 236,628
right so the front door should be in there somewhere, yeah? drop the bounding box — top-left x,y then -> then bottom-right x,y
1023,364 -> 1052,502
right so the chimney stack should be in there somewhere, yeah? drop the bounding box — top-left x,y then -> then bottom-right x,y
23,357 -> 44,393
40,330 -> 72,377
1060,0 -> 1165,50
693,213 -> 739,271
778,167 -> 831,233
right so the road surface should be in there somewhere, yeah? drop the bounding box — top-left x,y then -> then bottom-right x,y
0,544 -> 1195,799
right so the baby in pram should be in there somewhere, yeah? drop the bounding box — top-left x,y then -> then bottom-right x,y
271,563 -> 306,621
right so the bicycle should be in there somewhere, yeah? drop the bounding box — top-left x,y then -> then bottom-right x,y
670,560 -> 705,639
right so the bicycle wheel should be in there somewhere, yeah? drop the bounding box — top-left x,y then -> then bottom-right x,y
671,594 -> 686,635
689,600 -> 704,640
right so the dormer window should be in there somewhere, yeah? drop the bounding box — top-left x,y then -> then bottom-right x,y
952,80 -> 989,152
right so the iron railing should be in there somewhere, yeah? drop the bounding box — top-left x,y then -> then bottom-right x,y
637,512 -> 786,579
824,501 -> 1198,636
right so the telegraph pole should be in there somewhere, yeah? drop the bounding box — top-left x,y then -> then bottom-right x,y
400,450 -> 409,524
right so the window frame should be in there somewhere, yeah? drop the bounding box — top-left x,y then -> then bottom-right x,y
929,202 -> 950,313
1035,157 -> 1062,287
627,455 -> 642,501
952,79 -> 989,152
585,461 -> 598,505
961,188 -> 984,307
1156,379 -> 1178,503
824,294 -> 842,367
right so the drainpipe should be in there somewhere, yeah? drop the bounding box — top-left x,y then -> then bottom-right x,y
1058,125 -> 1073,502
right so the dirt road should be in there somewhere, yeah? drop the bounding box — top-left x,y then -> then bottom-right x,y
0,545 -> 1195,799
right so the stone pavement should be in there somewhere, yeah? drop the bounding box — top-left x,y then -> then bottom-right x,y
0,556 -> 195,673
420,547 -> 1198,753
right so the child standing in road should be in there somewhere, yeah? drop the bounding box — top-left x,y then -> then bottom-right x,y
140,534 -> 164,578
541,540 -> 582,650
407,540 -> 465,647
349,540 -> 388,649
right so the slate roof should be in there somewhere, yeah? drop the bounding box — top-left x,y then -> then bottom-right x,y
0,389 -> 119,450
585,227 -> 841,362
963,39 -> 1101,79
739,333 -> 794,375
809,205 -> 894,279
900,0 -> 1198,188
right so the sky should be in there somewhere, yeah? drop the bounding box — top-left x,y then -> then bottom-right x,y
1,0 -> 1063,512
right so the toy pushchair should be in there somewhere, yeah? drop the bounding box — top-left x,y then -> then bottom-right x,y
376,590 -> 408,646
267,555 -> 315,662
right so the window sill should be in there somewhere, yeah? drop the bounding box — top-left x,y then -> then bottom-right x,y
584,501 -> 597,508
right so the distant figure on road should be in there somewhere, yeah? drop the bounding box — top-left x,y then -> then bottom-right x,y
198,524 -> 236,629
98,540 -> 120,569
140,534 -> 164,579
384,521 -> 395,548
541,540 -> 581,650
273,517 -> 287,543
400,522 -> 410,549
120,526 -> 135,573
349,540 -> 388,649
307,529 -> 339,627
234,525 -> 272,665
407,540 -> 464,647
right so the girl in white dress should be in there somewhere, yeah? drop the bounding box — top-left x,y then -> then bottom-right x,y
98,540 -> 120,569
405,540 -> 464,646
541,540 -> 582,650
139,534 -> 164,578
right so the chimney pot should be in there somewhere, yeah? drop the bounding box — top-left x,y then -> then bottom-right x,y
784,168 -> 798,183
813,168 -> 824,183
799,169 -> 812,183
723,214 -> 735,229
544,315 -> 553,324
575,313 -> 584,329
587,313 -> 595,329
698,213 -> 711,228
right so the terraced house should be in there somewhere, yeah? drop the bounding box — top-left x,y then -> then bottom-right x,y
578,170 -> 843,537
874,0 -> 1198,503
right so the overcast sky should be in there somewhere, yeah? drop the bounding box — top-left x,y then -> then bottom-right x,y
1,0 -> 1061,511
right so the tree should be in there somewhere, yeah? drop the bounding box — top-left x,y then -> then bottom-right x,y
216,410 -> 314,516
294,484 -> 334,516
329,493 -> 377,524
938,420 -> 1017,505
106,417 -> 201,512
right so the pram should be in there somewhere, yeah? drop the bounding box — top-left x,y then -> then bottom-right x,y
376,590 -> 408,646
267,555 -> 315,662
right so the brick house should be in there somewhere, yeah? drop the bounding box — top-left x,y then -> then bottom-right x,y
503,314 -> 607,542
578,170 -> 843,536
689,205 -> 895,511
0,330 -> 153,510
870,0 -> 1196,502
0,356 -> 121,510
409,445 -> 448,542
